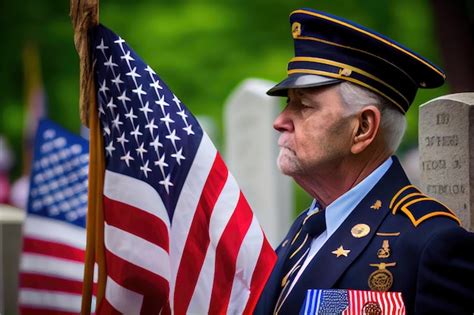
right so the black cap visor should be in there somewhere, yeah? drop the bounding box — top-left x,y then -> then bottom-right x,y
267,74 -> 341,96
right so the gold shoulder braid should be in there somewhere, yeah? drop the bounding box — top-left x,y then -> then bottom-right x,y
390,185 -> 460,227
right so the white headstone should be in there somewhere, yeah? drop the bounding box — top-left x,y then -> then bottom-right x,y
419,93 -> 474,231
0,204 -> 24,315
224,78 -> 293,246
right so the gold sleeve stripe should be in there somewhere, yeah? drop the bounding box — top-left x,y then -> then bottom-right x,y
426,196 -> 461,219
389,184 -> 417,209
287,68 -> 405,113
391,192 -> 424,215
291,9 -> 446,79
401,197 -> 461,226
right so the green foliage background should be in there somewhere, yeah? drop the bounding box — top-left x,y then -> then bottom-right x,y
0,0 -> 450,212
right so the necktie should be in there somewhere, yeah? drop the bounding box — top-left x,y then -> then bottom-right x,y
274,205 -> 326,314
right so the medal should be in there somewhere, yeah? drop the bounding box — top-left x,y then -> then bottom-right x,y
368,262 -> 396,292
362,301 -> 382,315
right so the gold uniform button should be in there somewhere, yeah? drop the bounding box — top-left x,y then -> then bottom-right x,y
351,223 -> 370,238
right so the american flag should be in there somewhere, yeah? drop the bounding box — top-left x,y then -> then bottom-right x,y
19,119 -> 94,314
301,289 -> 405,315
92,24 -> 276,314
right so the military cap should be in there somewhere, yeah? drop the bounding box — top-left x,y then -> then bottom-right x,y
267,8 -> 446,113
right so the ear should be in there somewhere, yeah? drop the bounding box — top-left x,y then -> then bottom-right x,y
351,106 -> 381,154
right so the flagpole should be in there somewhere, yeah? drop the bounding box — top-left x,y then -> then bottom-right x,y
69,0 -> 106,314
22,42 -> 45,177
83,78 -> 106,313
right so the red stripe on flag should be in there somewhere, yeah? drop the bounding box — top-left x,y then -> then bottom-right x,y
208,193 -> 253,314
22,237 -> 85,262
103,195 -> 169,252
160,302 -> 171,315
173,153 -> 228,315
19,273 -> 83,295
242,234 -> 278,314
348,289 -> 357,315
96,297 -> 120,315
104,249 -> 170,314
19,307 -> 80,315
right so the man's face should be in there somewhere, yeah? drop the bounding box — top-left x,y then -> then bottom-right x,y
273,85 -> 355,177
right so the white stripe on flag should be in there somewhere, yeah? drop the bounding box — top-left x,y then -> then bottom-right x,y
315,290 -> 322,314
19,288 -> 84,312
23,214 -> 86,249
20,253 -> 84,281
228,215 -> 264,314
187,171 -> 240,314
393,292 -> 399,313
310,289 -> 318,314
169,133 -> 216,308
303,290 -> 311,315
105,276 -> 143,314
104,223 -> 170,281
382,292 -> 390,314
353,290 -> 359,315
104,170 -> 170,228
186,247 -> 214,314
396,292 -> 404,315
209,173 -> 240,245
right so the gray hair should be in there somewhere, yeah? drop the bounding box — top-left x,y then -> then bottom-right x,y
338,82 -> 406,153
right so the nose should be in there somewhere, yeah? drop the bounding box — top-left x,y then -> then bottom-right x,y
273,105 -> 294,133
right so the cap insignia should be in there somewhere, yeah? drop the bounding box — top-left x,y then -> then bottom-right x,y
292,22 -> 302,38
339,68 -> 352,77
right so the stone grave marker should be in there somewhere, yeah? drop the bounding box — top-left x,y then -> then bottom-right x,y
419,93 -> 474,231
0,204 -> 24,315
224,78 -> 293,246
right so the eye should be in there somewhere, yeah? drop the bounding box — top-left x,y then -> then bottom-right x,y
300,99 -> 313,108
301,102 -> 311,108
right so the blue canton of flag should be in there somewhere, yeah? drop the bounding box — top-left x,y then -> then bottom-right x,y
27,119 -> 89,227
301,289 -> 349,314
93,25 -> 203,220
19,118 -> 92,314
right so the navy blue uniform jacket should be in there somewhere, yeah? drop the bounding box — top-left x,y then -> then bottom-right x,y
255,158 -> 474,314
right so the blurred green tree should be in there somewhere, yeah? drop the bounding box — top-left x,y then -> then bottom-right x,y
1,0 -> 459,213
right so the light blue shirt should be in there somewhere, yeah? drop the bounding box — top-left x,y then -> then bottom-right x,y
289,157 -> 393,292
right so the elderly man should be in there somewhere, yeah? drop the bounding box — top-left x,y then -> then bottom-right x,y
255,8 -> 474,314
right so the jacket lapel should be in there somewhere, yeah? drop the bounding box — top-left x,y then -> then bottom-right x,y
290,157 -> 410,292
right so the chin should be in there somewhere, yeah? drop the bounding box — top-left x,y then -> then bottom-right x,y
277,155 -> 301,176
